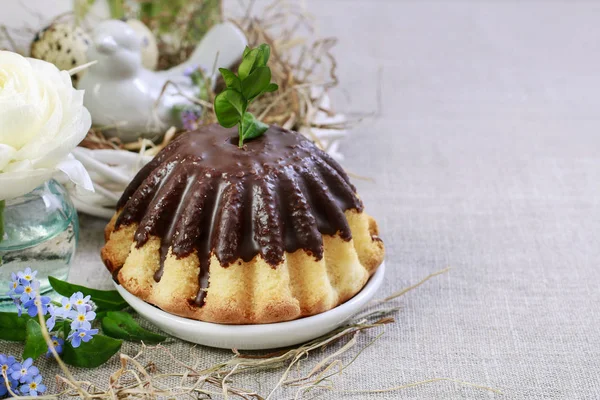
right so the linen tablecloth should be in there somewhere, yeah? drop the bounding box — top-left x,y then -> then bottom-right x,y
2,1 -> 600,398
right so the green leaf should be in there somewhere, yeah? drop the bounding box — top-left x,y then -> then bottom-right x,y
225,90 -> 246,115
263,83 -> 279,93
213,43 -> 278,147
101,312 -> 166,344
242,46 -> 251,58
189,70 -> 205,88
219,68 -> 241,92
0,312 -> 29,341
242,67 -> 272,101
238,48 -> 259,80
49,276 -> 127,311
214,89 -> 244,128
107,0 -> 125,19
62,335 -> 122,368
62,320 -> 71,336
139,2 -> 154,19
257,43 -> 271,67
23,320 -> 46,360
241,112 -> 269,141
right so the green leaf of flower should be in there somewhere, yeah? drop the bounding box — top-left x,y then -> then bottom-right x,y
219,68 -> 241,92
242,66 -> 272,101
62,334 -> 122,368
214,89 -> 244,128
257,43 -> 271,67
107,0 -> 125,19
0,312 -> 29,341
49,276 -> 127,311
241,112 -> 269,141
22,320 -> 46,360
263,83 -> 279,93
242,45 -> 251,58
214,43 -> 278,147
101,311 -> 167,344
238,48 -> 259,80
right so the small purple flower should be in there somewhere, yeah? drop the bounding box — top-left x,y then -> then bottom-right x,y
23,296 -> 51,318
17,268 -> 37,282
17,279 -> 38,303
54,295 -> 74,317
0,376 -> 19,397
0,354 -> 18,396
69,305 -> 96,330
180,108 -> 201,131
10,358 -> 38,383
68,328 -> 98,348
46,305 -> 57,331
19,373 -> 46,396
14,300 -> 23,317
8,269 -> 43,319
7,272 -> 22,294
70,292 -> 92,311
0,353 -> 16,377
183,65 -> 197,77
7,295 -> 23,316
46,336 -> 64,357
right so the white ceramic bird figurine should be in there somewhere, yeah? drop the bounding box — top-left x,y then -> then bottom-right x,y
78,19 -> 247,143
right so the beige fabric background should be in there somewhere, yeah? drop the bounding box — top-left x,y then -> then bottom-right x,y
3,0 -> 600,398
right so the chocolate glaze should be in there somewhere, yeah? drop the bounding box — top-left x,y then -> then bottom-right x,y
114,124 -> 363,305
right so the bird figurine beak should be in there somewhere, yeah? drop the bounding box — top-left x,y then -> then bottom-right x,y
96,35 -> 118,55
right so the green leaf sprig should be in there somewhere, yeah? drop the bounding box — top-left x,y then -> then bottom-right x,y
49,276 -> 128,311
214,44 -> 279,147
0,312 -> 30,341
62,334 -> 123,368
23,319 -> 47,360
100,311 -> 167,344
0,276 -> 167,368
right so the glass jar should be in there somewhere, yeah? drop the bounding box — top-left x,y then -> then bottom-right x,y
0,179 -> 79,310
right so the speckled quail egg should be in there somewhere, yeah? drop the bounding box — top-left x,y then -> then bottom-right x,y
30,23 -> 91,85
125,19 -> 159,70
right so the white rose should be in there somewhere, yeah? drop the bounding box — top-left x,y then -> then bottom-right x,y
0,51 -> 93,201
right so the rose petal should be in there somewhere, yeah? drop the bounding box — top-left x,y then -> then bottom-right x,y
0,168 -> 54,201
3,158 -> 33,172
0,144 -> 16,171
22,105 -> 91,168
0,51 -> 92,200
57,154 -> 94,193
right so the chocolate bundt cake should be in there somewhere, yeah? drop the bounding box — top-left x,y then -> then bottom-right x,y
102,124 -> 384,324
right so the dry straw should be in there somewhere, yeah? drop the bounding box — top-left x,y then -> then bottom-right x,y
0,0 -> 363,158
72,0 -> 357,155
12,268 -> 501,399
1,4 -> 500,398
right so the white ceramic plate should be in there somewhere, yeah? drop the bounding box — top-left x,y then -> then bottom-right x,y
115,262 -> 386,350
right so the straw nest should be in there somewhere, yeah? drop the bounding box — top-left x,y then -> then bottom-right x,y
77,0 -> 349,158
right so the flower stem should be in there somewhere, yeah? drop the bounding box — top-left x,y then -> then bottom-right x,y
238,124 -> 244,148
